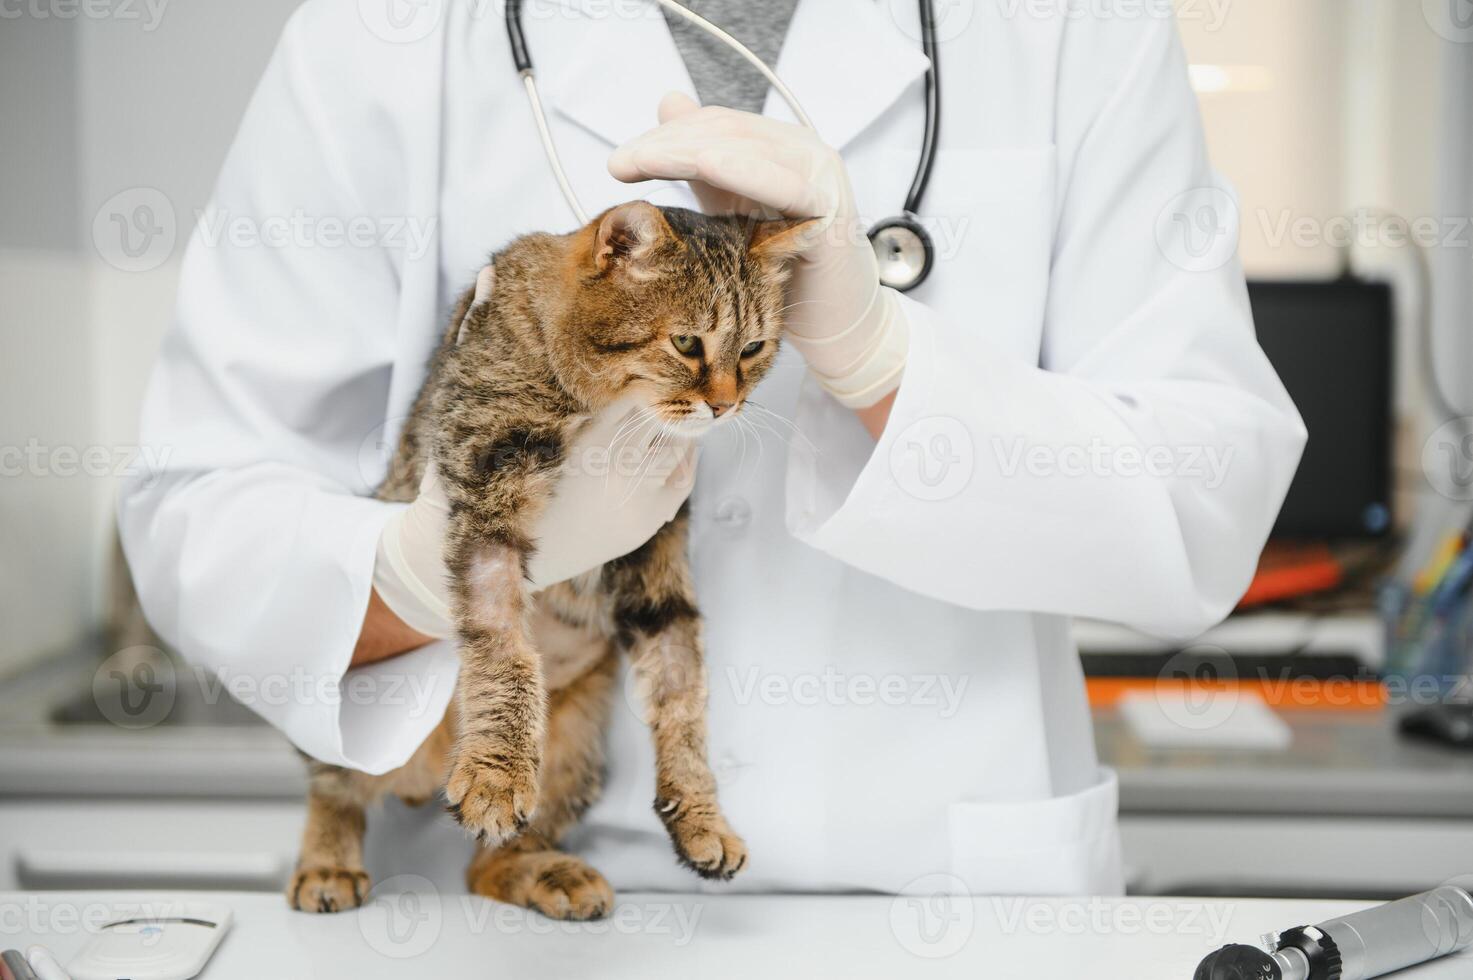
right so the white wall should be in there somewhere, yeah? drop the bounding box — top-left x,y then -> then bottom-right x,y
1178,1 -> 1447,283
1430,34 -> 1473,424
0,2 -> 300,675
80,1 -> 305,447
1179,0 -> 1465,529
1179,0 -> 1350,277
0,253 -> 94,669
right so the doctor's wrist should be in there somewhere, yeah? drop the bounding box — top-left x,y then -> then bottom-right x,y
854,388 -> 898,441
352,587 -> 435,667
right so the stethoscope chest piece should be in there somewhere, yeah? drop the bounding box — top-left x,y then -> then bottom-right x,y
868,215 -> 934,292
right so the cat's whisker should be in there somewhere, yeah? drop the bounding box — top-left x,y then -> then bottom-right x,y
745,409 -> 820,468
639,425 -> 679,503
618,401 -> 662,431
745,401 -> 817,454
744,413 -> 791,455
747,407 -> 812,451
738,413 -> 765,479
774,298 -> 837,317
732,412 -> 751,482
620,420 -> 675,507
608,414 -> 648,450
605,409 -> 663,494
609,405 -> 661,449
616,408 -> 666,458
744,399 -> 798,428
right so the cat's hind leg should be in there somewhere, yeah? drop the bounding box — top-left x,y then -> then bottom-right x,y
602,514 -> 747,881
288,765 -> 371,913
467,650 -> 617,920
289,714 -> 453,912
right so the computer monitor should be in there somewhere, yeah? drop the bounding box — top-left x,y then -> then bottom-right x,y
1250,278 -> 1394,539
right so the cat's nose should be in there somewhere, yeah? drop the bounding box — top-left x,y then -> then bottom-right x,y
708,400 -> 737,418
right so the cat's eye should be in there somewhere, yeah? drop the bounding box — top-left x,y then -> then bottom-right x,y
740,340 -> 765,358
671,334 -> 701,356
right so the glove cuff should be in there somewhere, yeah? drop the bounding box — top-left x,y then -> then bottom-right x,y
373,510 -> 453,639
787,287 -> 908,409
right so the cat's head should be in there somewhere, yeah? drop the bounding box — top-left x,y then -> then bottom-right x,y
551,202 -> 818,436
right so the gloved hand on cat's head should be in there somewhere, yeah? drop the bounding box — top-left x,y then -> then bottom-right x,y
607,92 -> 908,410
373,388 -> 699,640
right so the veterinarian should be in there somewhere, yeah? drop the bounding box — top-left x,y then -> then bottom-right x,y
119,0 -> 1305,896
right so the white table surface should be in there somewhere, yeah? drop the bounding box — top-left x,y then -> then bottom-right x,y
4,890 -> 1473,979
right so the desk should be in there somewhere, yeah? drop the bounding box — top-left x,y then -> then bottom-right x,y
1097,709 -> 1473,896
4,891 -> 1472,979
3,644 -> 1470,898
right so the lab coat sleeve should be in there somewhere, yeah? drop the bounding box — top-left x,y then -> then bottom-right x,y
117,3 -> 457,774
786,15 -> 1307,641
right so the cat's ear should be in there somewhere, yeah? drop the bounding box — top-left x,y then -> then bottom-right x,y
593,202 -> 676,279
747,217 -> 823,265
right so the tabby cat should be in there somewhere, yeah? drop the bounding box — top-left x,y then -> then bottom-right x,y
288,202 -> 814,920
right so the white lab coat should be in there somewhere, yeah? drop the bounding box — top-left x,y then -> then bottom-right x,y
118,0 -> 1305,897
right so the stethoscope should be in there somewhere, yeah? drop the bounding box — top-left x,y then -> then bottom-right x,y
506,0 -> 942,292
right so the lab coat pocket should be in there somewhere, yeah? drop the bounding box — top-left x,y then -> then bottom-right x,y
947,768 -> 1123,896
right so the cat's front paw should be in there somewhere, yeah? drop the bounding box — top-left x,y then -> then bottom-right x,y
655,796 -> 747,880
288,866 -> 370,913
444,747 -> 539,845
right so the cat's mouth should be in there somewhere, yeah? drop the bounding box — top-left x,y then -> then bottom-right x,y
657,399 -> 738,437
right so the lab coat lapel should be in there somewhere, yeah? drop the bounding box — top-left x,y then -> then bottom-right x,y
537,0 -> 696,149
762,0 -> 931,150
541,0 -> 931,151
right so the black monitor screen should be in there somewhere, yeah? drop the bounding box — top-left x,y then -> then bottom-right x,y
1249,279 -> 1394,539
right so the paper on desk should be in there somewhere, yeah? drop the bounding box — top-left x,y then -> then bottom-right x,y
1119,688 -> 1293,750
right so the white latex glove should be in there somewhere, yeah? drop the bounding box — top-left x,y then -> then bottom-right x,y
608,92 -> 908,408
373,401 -> 699,640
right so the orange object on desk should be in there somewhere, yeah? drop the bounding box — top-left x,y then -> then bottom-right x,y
1085,676 -> 1385,711
1236,540 -> 1343,609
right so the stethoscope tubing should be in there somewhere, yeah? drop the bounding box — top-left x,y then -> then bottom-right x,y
904,0 -> 940,216
506,0 -> 941,290
507,0 -> 822,227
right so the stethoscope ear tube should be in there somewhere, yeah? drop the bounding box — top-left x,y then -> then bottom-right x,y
505,0 -> 532,72
507,0 -> 943,292
904,0 -> 941,217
